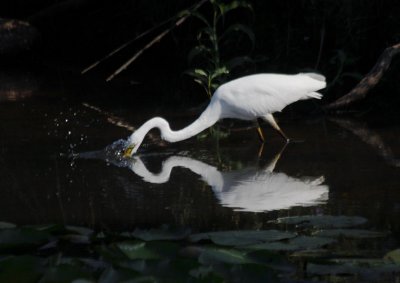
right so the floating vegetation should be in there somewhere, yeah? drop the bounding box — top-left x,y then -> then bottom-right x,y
0,215 -> 398,282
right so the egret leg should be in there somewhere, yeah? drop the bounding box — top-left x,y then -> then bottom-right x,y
263,114 -> 290,142
257,142 -> 265,158
264,142 -> 288,172
254,120 -> 265,143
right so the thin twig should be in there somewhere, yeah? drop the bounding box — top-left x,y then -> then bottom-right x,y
106,0 -> 208,81
81,14 -> 178,74
105,28 -> 171,82
82,0 -> 208,77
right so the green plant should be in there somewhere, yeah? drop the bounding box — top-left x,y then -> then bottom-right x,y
186,0 -> 255,98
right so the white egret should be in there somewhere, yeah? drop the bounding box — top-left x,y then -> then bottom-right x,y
124,73 -> 326,156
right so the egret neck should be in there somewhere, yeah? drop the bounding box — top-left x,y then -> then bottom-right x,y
124,101 -> 221,156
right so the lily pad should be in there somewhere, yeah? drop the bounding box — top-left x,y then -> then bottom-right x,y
65,225 -> 94,236
384,249 -> 400,264
116,241 -> 161,260
199,248 -> 255,265
28,224 -> 65,234
273,215 -> 367,229
0,228 -> 51,251
308,258 -> 400,278
243,236 -> 336,252
126,226 -> 191,241
313,229 -> 387,239
290,249 -> 331,259
0,222 -> 16,229
189,230 -> 296,246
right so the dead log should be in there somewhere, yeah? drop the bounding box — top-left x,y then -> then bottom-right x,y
324,43 -> 400,110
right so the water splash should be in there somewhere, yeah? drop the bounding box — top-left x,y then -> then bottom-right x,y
75,139 -> 131,167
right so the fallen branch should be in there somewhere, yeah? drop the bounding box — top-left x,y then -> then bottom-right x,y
324,43 -> 400,110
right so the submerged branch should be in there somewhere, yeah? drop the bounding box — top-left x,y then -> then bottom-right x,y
325,43 -> 400,110
82,102 -> 134,131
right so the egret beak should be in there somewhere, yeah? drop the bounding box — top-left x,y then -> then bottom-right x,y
123,144 -> 135,157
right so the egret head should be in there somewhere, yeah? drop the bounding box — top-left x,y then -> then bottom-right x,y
123,133 -> 143,157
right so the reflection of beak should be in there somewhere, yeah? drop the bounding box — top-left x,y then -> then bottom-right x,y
123,144 -> 135,157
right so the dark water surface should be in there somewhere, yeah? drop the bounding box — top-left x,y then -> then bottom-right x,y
1,69 -> 400,236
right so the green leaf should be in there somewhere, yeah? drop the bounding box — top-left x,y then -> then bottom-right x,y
197,27 -> 216,42
194,79 -> 207,88
0,228 -> 51,251
28,224 -> 64,234
307,259 -> 400,277
184,69 -> 209,86
272,215 -> 367,229
194,69 -> 209,77
128,226 -> 191,241
65,226 -> 94,236
313,229 -> 387,239
96,244 -> 131,262
210,67 -> 229,80
290,249 -> 331,259
384,249 -> 400,264
218,1 -> 253,16
0,222 -> 16,229
243,236 -> 336,252
177,9 -> 191,19
116,241 -> 161,260
199,247 -> 254,265
189,230 -> 295,246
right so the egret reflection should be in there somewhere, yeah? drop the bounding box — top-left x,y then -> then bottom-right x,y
78,143 -> 328,212
127,147 -> 328,212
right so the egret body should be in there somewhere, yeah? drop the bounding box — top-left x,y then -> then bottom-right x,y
124,73 -> 326,156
